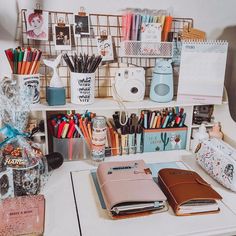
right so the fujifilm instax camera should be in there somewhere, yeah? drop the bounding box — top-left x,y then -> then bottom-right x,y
113,67 -> 145,102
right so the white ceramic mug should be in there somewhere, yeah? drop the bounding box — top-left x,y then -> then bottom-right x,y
70,72 -> 95,105
12,74 -> 40,104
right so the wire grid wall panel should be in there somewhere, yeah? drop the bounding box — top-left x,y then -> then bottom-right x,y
17,10 -> 193,100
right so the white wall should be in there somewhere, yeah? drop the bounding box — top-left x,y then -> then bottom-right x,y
0,0 -> 236,135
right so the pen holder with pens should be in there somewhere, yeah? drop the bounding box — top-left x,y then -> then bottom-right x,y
70,72 -> 95,105
12,74 -> 40,104
143,126 -> 188,152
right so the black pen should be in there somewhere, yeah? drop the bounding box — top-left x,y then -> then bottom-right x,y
83,54 -> 89,73
80,53 -> 84,72
92,56 -> 102,72
63,54 -> 74,72
89,56 -> 97,73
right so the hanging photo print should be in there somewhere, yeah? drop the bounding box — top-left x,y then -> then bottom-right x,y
96,34 -> 114,61
54,24 -> 72,51
25,9 -> 49,41
74,15 -> 90,36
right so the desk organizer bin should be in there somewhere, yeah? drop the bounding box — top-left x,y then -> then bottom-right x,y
53,137 -> 91,161
120,41 -> 173,58
143,126 -> 188,152
196,138 -> 236,192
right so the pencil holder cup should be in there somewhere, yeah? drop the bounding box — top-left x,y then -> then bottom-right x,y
12,74 -> 40,104
70,72 -> 95,105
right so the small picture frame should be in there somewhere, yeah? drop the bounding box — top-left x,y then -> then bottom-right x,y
54,25 -> 72,51
96,35 -> 114,61
74,15 -> 90,36
25,9 -> 49,41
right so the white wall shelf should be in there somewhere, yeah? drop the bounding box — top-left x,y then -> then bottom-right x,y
191,123 -> 214,129
30,97 -> 228,112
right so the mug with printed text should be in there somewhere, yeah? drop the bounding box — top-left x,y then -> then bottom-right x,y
12,74 -> 40,104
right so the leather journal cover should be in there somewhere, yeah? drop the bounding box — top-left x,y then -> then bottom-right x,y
158,168 -> 222,216
0,195 -> 45,235
96,160 -> 167,217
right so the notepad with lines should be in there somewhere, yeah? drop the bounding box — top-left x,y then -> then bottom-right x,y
177,40 -> 228,104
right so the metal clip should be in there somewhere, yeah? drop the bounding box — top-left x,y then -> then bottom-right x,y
100,30 -> 108,41
34,3 -> 42,14
57,17 -> 65,27
78,6 -> 86,16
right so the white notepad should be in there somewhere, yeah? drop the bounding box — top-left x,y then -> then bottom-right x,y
177,40 -> 228,104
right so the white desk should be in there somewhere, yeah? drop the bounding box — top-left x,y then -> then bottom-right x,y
43,151 -> 236,236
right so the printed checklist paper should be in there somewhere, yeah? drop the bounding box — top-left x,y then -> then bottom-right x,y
177,40 -> 228,104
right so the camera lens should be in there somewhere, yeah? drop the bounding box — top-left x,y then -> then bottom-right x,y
130,87 -> 138,94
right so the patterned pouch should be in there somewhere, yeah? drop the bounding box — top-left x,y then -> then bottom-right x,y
196,138 -> 236,191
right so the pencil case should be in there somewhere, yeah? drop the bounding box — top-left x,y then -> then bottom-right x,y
196,138 -> 236,191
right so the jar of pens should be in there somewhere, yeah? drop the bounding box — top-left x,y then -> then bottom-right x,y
5,46 -> 42,104
63,53 -> 102,105
48,111 -> 107,163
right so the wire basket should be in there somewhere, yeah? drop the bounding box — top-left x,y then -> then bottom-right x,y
120,41 -> 173,58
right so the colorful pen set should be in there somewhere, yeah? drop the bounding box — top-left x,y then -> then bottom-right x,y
5,46 -> 42,75
48,111 -> 96,147
63,53 -> 102,73
122,9 -> 173,42
139,107 -> 186,130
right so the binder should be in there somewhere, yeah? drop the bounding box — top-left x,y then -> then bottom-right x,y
177,40 -> 228,104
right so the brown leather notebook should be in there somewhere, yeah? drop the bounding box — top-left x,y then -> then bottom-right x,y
158,168 -> 222,216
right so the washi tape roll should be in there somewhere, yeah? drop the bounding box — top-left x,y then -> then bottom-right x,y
91,116 -> 107,161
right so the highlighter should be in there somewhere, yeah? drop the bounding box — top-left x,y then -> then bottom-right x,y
144,112 -> 148,129
121,126 -> 128,155
57,121 -> 66,138
162,115 -> 169,128
128,126 -> 136,154
156,114 -> 162,128
61,123 -> 69,139
162,15 -> 173,42
114,131 -> 120,156
67,121 -> 76,138
136,125 -> 143,153
149,112 -> 156,129
152,115 -> 158,128
17,50 -> 24,74
179,113 -> 186,127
